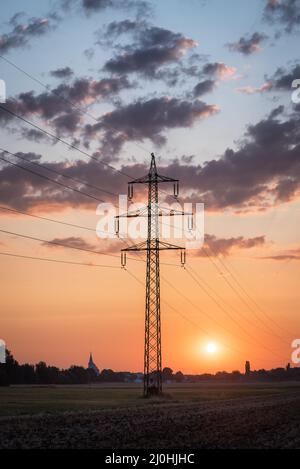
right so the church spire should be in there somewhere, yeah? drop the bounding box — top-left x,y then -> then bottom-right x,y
88,352 -> 100,376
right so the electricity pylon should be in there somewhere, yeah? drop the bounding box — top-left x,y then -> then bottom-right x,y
116,153 -> 187,397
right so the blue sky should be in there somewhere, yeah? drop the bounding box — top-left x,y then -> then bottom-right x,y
1,0 -> 298,165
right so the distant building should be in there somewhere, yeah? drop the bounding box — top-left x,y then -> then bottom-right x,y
88,353 -> 100,376
245,360 -> 251,376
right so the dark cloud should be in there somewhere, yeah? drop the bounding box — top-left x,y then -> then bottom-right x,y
193,80 -> 216,97
0,151 -> 124,211
50,67 -> 74,80
103,26 -> 197,78
268,63 -> 300,91
0,76 -> 132,136
262,245 -> 300,261
227,32 -> 267,55
82,0 -> 112,10
199,234 -> 266,257
264,0 -> 300,34
42,236 -> 96,250
101,19 -> 141,38
201,62 -> 236,79
159,106 -> 300,211
84,97 -> 219,156
263,254 -> 300,261
2,106 -> 300,214
52,111 -> 82,134
95,19 -> 145,47
20,128 -> 51,143
0,14 -> 59,55
237,63 -> 300,95
84,48 -> 95,60
79,0 -> 152,17
186,62 -> 236,98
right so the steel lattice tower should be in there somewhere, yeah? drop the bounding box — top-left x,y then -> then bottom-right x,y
116,153 -> 186,397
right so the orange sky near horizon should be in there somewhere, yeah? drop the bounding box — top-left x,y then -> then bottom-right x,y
0,199 -> 299,375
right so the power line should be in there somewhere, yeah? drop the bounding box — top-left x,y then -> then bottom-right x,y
209,250 -> 294,337
187,263 -> 289,347
161,270 -> 267,356
125,268 -> 275,363
160,214 -> 291,344
0,104 -> 131,178
0,147 -> 117,198
0,206 -> 180,268
185,266 -> 286,361
0,227 -> 131,261
0,54 -> 152,156
202,245 -> 291,342
0,251 -> 120,269
0,153 -> 107,205
0,206 -> 96,233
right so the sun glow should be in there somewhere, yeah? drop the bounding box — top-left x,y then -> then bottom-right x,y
205,342 -> 218,354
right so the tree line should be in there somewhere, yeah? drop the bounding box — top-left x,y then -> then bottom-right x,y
1,350 -> 299,386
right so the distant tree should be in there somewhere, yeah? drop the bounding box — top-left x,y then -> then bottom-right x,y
36,362 -> 51,384
231,370 -> 242,381
215,371 -> 229,381
67,366 -> 90,384
101,369 -> 116,382
162,367 -> 173,382
174,371 -> 184,383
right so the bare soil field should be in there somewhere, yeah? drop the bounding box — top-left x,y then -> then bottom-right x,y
0,384 -> 300,449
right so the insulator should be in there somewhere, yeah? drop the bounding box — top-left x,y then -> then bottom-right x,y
128,183 -> 133,201
181,250 -> 186,267
174,181 -> 179,198
188,214 -> 194,231
114,217 -> 120,237
121,251 -> 127,268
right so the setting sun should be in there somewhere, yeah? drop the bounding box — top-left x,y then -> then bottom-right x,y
205,342 -> 218,354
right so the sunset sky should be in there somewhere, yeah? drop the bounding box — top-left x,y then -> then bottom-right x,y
0,0 -> 299,374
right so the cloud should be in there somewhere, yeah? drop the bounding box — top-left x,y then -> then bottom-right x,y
82,0 -> 113,10
187,62 -> 236,98
84,97 -> 219,155
20,128 -> 51,143
267,63 -> 300,91
193,80 -> 216,97
198,234 -> 266,257
41,236 -> 96,250
237,63 -> 300,96
227,32 -> 267,55
264,0 -> 300,33
1,106 -> 299,215
103,25 -> 197,78
262,245 -> 300,261
0,13 -> 59,55
62,0 -> 153,17
0,151 -> 124,212
0,76 -> 132,136
84,48 -> 95,60
50,67 -> 74,80
159,106 -> 300,211
237,83 -> 273,94
201,62 -> 236,79
97,19 -> 142,44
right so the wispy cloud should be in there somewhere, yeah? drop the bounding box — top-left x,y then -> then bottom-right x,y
0,13 -> 59,55
227,32 -> 267,55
